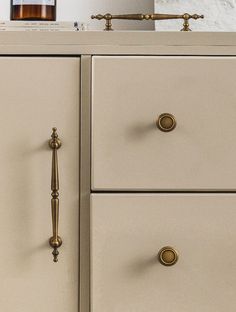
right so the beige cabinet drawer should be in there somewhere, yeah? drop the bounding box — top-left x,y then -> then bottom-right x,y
91,194 -> 236,312
92,56 -> 236,190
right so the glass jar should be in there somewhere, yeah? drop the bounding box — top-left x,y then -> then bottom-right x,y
11,0 -> 56,21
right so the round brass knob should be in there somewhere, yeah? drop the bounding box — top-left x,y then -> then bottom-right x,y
158,246 -> 179,266
156,113 -> 176,132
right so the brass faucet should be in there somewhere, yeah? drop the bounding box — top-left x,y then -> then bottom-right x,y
91,13 -> 204,31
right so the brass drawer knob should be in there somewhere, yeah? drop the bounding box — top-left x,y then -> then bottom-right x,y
157,113 -> 176,132
158,246 -> 179,266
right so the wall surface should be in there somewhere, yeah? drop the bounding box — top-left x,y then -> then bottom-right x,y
2,1 -> 236,31
1,0 -> 154,30
155,0 -> 236,31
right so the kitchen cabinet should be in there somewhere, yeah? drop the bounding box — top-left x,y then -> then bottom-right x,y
91,194 -> 236,312
92,56 -> 236,191
1,32 -> 236,312
0,57 -> 80,311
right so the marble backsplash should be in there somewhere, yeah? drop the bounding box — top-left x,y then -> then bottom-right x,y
155,0 -> 236,31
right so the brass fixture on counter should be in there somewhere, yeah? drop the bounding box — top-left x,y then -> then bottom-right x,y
91,12 -> 204,31
49,127 -> 62,263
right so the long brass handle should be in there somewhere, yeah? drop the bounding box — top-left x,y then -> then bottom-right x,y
91,12 -> 204,31
49,127 -> 62,263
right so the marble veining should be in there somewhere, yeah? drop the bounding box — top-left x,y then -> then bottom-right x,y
155,0 -> 236,31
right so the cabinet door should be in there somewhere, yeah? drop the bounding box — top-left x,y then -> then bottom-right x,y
91,194 -> 236,312
0,58 -> 79,312
92,56 -> 236,191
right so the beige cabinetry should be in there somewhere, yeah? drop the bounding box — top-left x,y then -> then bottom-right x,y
0,57 -> 80,312
90,52 -> 236,311
91,194 -> 236,312
92,56 -> 236,191
1,32 -> 236,312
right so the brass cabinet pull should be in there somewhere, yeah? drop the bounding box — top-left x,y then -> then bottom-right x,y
91,12 -> 204,31
158,246 -> 179,266
49,128 -> 62,263
156,113 -> 176,132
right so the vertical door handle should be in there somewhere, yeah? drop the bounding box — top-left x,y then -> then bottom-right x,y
49,128 -> 62,262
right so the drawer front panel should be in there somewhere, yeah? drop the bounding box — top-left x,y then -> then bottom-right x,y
91,194 -> 236,312
92,56 -> 236,190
